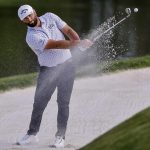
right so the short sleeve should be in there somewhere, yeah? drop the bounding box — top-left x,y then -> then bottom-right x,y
26,33 -> 48,52
49,13 -> 67,29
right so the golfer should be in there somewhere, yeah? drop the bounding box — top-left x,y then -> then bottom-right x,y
17,4 -> 92,148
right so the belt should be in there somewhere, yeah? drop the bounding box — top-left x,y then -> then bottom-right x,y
40,58 -> 73,70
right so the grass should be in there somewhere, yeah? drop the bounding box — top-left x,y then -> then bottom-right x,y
80,106 -> 150,150
0,55 -> 150,92
0,73 -> 37,92
106,55 -> 150,72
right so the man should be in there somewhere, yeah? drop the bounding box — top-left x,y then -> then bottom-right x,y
17,4 -> 92,148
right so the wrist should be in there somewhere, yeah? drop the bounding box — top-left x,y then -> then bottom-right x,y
70,40 -> 80,47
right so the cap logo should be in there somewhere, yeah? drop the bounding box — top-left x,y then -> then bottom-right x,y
20,9 -> 28,15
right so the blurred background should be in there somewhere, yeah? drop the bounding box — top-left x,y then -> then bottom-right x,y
0,0 -> 150,77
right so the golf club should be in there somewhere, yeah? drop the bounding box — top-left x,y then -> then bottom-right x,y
79,8 -> 138,51
93,8 -> 137,42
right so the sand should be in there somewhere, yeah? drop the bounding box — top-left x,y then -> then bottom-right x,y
0,68 -> 150,150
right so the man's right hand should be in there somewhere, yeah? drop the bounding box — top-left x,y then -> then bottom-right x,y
77,39 -> 93,51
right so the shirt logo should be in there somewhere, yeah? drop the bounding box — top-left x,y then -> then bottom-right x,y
48,24 -> 54,29
21,9 -> 28,15
39,39 -> 45,46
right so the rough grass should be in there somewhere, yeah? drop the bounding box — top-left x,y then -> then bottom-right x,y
0,73 -> 37,92
80,107 -> 150,150
0,55 -> 150,92
107,55 -> 150,72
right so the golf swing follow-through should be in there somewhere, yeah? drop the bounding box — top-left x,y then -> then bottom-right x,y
17,4 -> 92,148
16,4 -> 138,148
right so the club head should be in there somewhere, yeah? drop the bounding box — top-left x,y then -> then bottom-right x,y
125,8 -> 131,15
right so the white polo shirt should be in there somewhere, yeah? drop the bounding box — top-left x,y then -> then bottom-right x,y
26,13 -> 72,67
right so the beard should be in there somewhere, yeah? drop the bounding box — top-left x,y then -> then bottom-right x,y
26,17 -> 38,27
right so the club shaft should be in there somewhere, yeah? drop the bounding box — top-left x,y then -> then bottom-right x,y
93,14 -> 130,42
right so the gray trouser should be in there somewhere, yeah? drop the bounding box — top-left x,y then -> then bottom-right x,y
27,59 -> 75,138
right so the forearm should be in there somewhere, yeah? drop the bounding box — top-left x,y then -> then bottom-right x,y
44,39 -> 79,50
61,25 -> 80,41
66,28 -> 80,41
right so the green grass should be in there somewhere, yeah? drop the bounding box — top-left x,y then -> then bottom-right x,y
80,107 -> 150,150
0,73 -> 37,92
106,55 -> 150,72
0,55 -> 150,92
